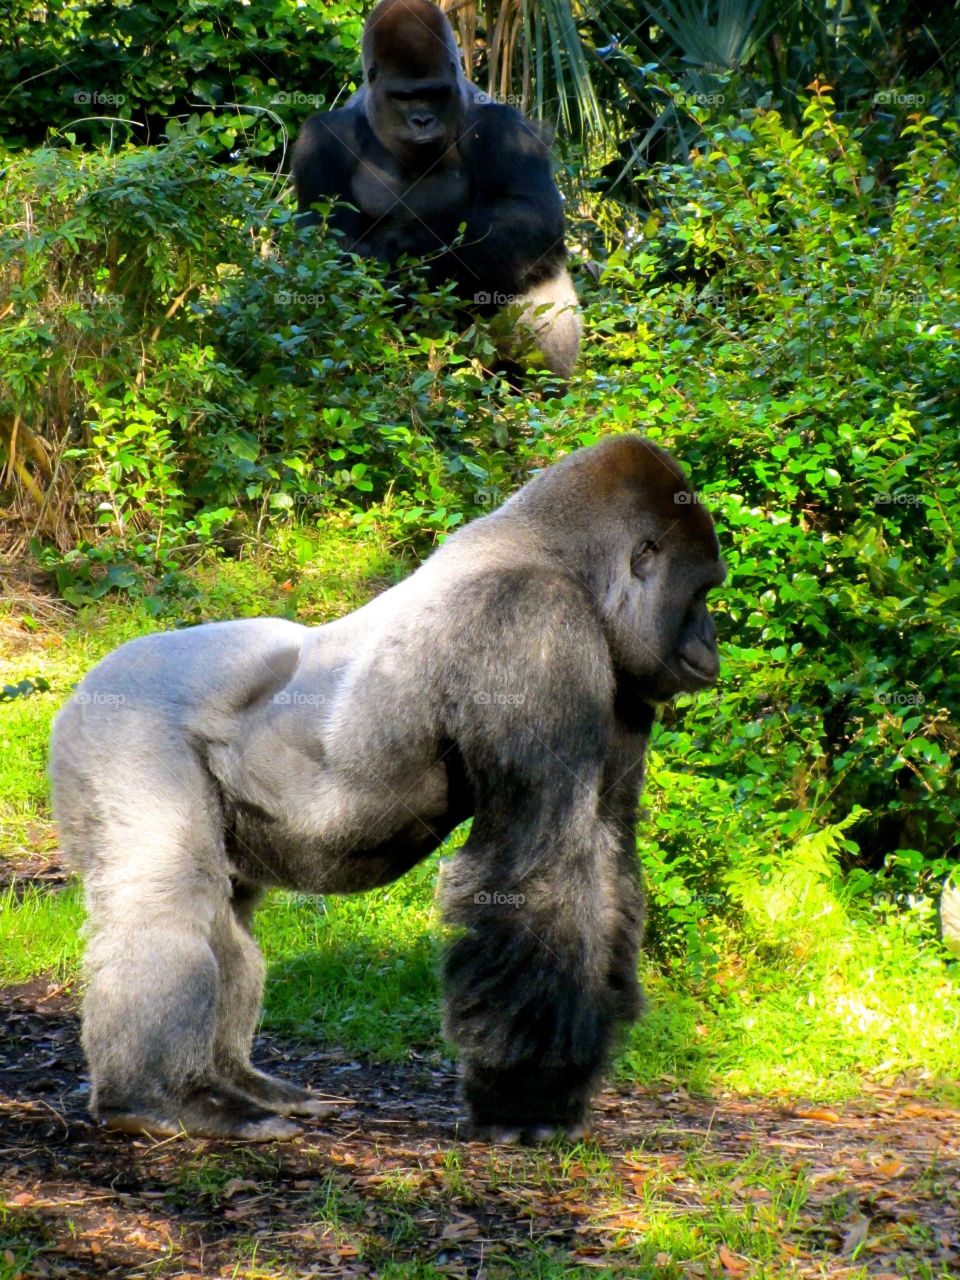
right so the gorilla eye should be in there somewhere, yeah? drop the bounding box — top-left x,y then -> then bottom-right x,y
631,541 -> 658,577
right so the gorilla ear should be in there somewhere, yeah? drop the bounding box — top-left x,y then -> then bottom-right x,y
367,64 -> 378,83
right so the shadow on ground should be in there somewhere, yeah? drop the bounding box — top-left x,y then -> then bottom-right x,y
1,981 -> 958,1278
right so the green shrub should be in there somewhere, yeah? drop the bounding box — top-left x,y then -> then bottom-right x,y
577,93 -> 959,946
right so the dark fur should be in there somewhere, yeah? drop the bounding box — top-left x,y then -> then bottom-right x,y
291,0 -> 580,375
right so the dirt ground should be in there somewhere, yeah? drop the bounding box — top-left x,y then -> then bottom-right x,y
1,978 -> 958,1280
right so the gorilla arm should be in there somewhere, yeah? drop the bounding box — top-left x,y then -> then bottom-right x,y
437,569 -> 647,1139
439,103 -> 567,300
291,109 -> 368,241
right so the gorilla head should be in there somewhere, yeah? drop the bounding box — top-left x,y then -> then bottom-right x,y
361,0 -> 467,167
502,435 -> 726,705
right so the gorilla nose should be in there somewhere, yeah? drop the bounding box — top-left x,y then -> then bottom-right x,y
410,113 -> 436,131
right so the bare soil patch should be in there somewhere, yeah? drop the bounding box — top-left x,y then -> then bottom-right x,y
1,982 -> 957,1278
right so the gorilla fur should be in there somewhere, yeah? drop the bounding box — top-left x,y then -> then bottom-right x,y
291,0 -> 581,378
50,435 -> 725,1142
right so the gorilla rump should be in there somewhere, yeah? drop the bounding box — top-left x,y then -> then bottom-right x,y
291,0 -> 581,378
50,436 -> 726,1142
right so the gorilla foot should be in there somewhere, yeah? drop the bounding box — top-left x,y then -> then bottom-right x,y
96,1085 -> 302,1142
228,1067 -> 343,1119
461,1062 -> 595,1145
472,1121 -> 588,1146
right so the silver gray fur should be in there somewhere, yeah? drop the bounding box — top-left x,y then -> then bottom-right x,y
50,435 -> 724,1141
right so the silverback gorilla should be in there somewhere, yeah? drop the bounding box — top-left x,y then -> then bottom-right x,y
291,0 -> 581,378
50,436 -> 725,1142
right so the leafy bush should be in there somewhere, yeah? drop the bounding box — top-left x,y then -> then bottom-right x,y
0,0 -> 364,148
577,92 -> 959,950
0,130 -> 552,582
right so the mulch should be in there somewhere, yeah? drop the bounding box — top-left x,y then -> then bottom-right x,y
1,979 -> 958,1279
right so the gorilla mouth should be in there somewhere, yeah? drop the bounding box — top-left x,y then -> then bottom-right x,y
678,655 -> 718,686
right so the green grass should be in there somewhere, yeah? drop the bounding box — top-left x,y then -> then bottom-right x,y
0,884 -> 84,982
257,862 -> 444,1057
3,864 -> 959,1100
621,919 -> 960,1099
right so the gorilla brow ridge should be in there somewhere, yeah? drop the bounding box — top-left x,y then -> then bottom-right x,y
365,0 -> 460,75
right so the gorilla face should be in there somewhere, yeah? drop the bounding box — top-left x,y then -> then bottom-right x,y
360,0 -> 467,167
366,67 -> 462,165
603,512 -> 726,704
499,435 -> 725,709
627,532 -> 727,706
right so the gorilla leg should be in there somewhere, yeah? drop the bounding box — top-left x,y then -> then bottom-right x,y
71,744 -> 298,1141
599,718 -> 652,1025
441,776 -> 641,1142
211,883 -> 339,1119
514,267 -> 582,379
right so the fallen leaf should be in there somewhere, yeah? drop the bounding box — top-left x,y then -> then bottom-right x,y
718,1244 -> 748,1274
605,1211 -> 648,1230
222,1178 -> 259,1199
840,1214 -> 870,1256
875,1157 -> 905,1178
440,1217 -> 479,1241
795,1107 -> 842,1122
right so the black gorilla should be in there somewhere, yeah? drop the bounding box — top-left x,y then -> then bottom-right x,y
291,0 -> 581,377
50,436 -> 725,1142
